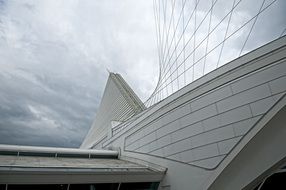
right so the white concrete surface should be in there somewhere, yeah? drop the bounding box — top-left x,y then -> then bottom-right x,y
87,36 -> 286,189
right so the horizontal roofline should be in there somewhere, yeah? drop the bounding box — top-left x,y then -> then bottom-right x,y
0,144 -> 118,159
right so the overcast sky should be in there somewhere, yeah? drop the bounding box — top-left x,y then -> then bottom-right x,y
0,0 -> 158,148
0,0 -> 285,148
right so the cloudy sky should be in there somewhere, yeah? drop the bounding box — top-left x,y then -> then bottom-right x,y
0,0 -> 285,148
0,0 -> 158,148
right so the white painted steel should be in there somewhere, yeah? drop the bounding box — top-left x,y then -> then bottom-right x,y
83,36 -> 286,190
0,144 -> 118,157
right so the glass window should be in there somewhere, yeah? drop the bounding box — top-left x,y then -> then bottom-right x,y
6,182 -> 160,190
120,182 -> 159,190
259,172 -> 286,190
69,183 -> 119,190
8,184 -> 68,190
0,184 -> 6,190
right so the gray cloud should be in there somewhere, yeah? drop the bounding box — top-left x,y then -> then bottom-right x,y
0,0 -> 284,148
0,0 -> 158,148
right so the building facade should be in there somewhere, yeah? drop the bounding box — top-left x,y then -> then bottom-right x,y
80,36 -> 286,189
0,34 -> 285,190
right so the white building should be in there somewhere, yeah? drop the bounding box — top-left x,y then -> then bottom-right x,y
1,36 -> 286,190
